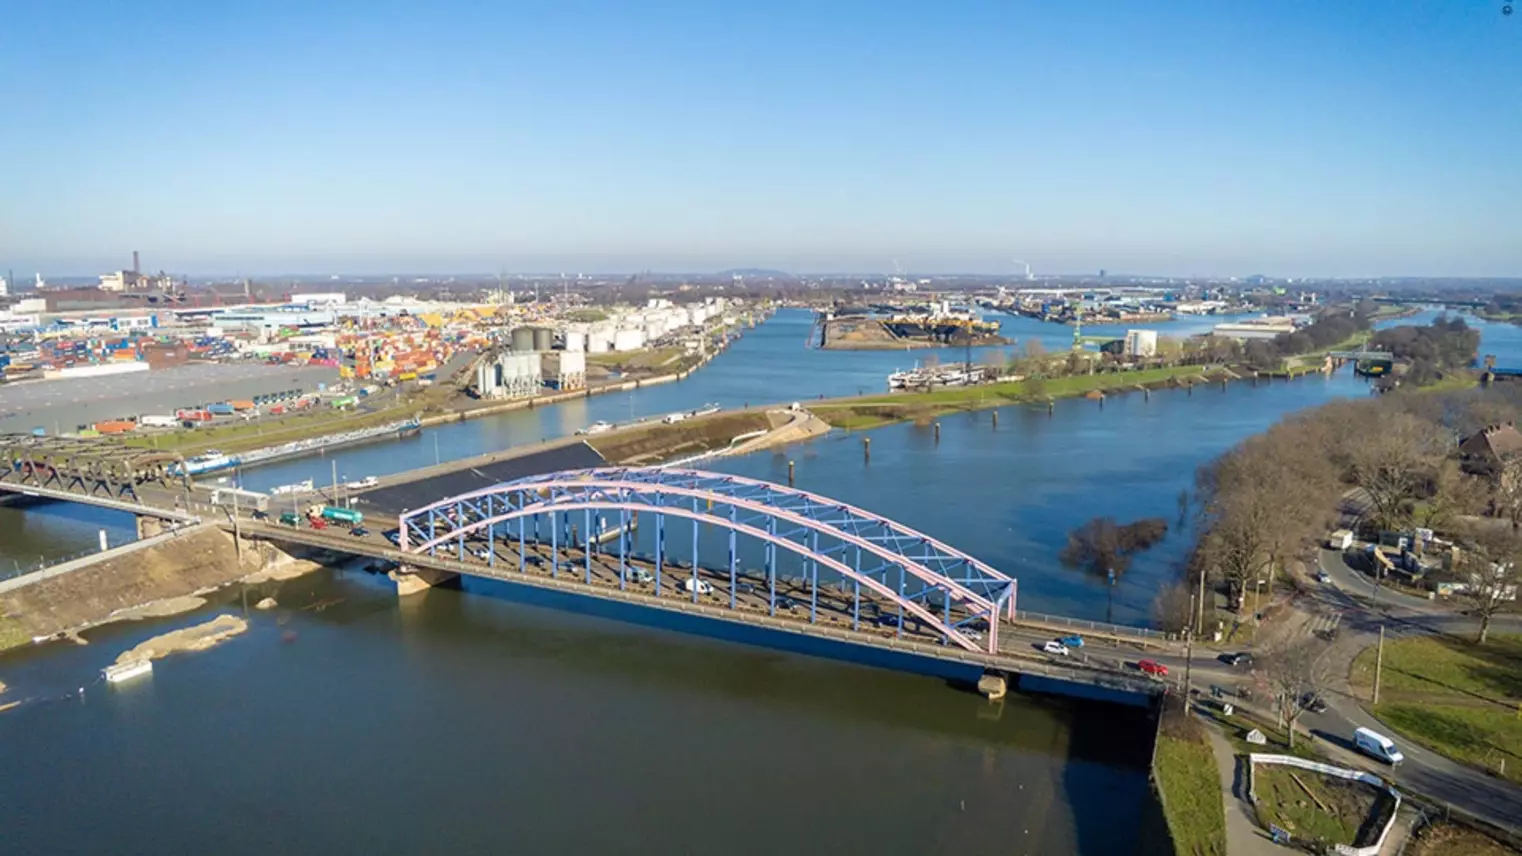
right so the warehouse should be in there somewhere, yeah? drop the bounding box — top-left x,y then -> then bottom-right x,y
0,362 -> 340,435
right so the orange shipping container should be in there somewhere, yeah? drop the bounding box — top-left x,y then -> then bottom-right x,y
94,420 -> 137,434
230,400 -> 256,411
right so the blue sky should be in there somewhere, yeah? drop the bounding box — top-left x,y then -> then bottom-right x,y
2,1 -> 1519,277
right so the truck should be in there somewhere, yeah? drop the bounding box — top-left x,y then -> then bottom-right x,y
207,402 -> 235,416
308,504 -> 364,526
139,414 -> 179,428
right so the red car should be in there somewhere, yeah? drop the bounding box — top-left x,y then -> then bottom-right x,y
1138,659 -> 1168,677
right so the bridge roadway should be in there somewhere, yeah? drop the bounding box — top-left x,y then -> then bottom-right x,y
0,480 -> 200,522
230,518 -> 1173,699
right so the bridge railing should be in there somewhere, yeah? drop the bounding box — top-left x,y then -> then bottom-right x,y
1013,610 -> 1173,643
0,547 -> 108,584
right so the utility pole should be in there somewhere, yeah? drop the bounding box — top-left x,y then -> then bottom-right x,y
1373,624 -> 1385,705
1183,593 -> 1197,712
1195,566 -> 1208,637
331,459 -> 339,506
230,479 -> 242,560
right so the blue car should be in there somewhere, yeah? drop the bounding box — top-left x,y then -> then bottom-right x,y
1058,635 -> 1085,649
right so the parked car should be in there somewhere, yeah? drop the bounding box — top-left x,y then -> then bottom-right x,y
1058,634 -> 1085,649
1042,640 -> 1070,656
1138,659 -> 1169,677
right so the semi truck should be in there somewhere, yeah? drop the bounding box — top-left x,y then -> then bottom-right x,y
307,504 -> 364,526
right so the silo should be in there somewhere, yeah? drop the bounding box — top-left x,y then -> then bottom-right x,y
510,327 -> 535,352
533,327 -> 553,352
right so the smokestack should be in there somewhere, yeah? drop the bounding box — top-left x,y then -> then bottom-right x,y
132,251 -> 140,276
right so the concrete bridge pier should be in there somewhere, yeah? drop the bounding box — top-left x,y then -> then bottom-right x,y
389,564 -> 460,596
977,671 -> 1008,701
136,515 -> 165,539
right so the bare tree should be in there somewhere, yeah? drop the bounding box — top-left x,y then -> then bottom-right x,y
1060,517 -> 1170,578
1338,410 -> 1451,531
1411,460 -> 1487,533
1456,531 -> 1521,645
1151,581 -> 1194,634
1259,637 -> 1333,749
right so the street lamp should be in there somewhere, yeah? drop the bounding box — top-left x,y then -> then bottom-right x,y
1253,578 -> 1266,622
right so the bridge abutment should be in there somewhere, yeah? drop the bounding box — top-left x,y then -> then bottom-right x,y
388,565 -> 460,596
977,672 -> 1008,701
136,515 -> 165,539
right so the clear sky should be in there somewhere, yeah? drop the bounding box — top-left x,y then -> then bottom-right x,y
3,1 -> 1519,278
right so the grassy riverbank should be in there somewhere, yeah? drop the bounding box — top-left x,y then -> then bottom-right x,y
1153,705 -> 1228,856
1349,634 -> 1522,784
812,364 -> 1218,430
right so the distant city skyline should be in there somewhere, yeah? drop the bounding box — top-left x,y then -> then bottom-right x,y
3,2 -> 1518,280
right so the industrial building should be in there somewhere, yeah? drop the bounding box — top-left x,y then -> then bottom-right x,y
0,362 -> 340,436
475,352 -> 542,400
1124,329 -> 1158,358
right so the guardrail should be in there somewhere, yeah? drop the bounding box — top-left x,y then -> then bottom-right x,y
1248,753 -> 1402,856
1013,609 -> 1173,643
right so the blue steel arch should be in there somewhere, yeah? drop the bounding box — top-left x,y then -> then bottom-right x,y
398,467 -> 1017,654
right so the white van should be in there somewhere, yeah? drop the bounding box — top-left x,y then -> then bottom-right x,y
1354,727 -> 1404,764
682,578 -> 713,595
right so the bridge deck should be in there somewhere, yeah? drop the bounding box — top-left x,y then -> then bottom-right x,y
234,521 -> 1169,697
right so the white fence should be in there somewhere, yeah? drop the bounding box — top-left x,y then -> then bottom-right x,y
1247,753 -> 1401,856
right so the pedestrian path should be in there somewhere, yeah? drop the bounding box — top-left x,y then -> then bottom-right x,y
1203,725 -> 1287,855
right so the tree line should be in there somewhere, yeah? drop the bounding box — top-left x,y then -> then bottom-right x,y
1181,370 -> 1520,644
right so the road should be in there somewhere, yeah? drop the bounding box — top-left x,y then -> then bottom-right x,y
1206,547 -> 1522,833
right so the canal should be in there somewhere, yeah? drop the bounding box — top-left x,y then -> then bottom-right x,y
0,305 -> 1502,855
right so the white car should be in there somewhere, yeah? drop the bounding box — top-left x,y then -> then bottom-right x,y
1042,640 -> 1070,656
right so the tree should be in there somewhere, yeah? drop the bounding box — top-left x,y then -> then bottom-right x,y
1337,410 -> 1450,531
1456,531 -> 1520,645
1151,581 -> 1194,635
1060,516 -> 1170,578
1259,637 -> 1332,749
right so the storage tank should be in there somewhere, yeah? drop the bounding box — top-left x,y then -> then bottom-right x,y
587,331 -> 612,353
510,327 -> 535,352
560,325 -> 586,352
613,328 -> 645,351
532,327 -> 553,352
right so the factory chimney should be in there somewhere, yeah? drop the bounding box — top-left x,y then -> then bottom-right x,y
132,251 -> 140,276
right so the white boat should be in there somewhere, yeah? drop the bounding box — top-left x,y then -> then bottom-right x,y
691,403 -> 721,417
344,476 -> 379,490
103,659 -> 153,684
269,478 -> 316,496
172,451 -> 239,477
576,421 -> 614,436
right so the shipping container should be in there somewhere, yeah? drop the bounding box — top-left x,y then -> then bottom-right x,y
139,415 -> 179,428
175,409 -> 213,422
207,403 -> 235,416
229,400 -> 256,411
93,421 -> 138,434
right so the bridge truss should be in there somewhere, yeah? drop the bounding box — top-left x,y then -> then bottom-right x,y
399,467 -> 1017,654
0,434 -> 188,500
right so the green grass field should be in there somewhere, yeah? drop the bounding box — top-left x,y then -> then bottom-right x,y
1252,765 -> 1376,847
1349,634 -> 1522,783
1154,733 -> 1227,856
812,365 -> 1211,430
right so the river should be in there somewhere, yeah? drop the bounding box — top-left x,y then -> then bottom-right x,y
0,305 -> 1502,855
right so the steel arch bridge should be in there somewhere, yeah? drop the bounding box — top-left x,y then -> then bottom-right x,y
398,467 -> 1017,654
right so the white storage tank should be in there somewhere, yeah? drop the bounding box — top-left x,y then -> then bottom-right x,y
613,328 -> 645,351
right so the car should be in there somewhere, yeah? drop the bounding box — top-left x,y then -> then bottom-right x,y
251,510 -> 268,521
876,613 -> 900,627
1058,634 -> 1085,649
777,596 -> 799,612
962,628 -> 984,642
626,569 -> 653,584
735,582 -> 756,595
1042,640 -> 1070,656
1138,659 -> 1169,677
472,547 -> 491,560
349,526 -> 369,537
1224,652 -> 1253,668
279,512 -> 301,527
382,529 -> 402,545
1301,693 -> 1328,714
682,578 -> 713,595
1316,571 -> 1332,584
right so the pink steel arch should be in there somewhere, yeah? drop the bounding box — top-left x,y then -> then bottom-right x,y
403,474 -> 1007,619
407,499 -> 991,653
398,468 -> 1021,653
